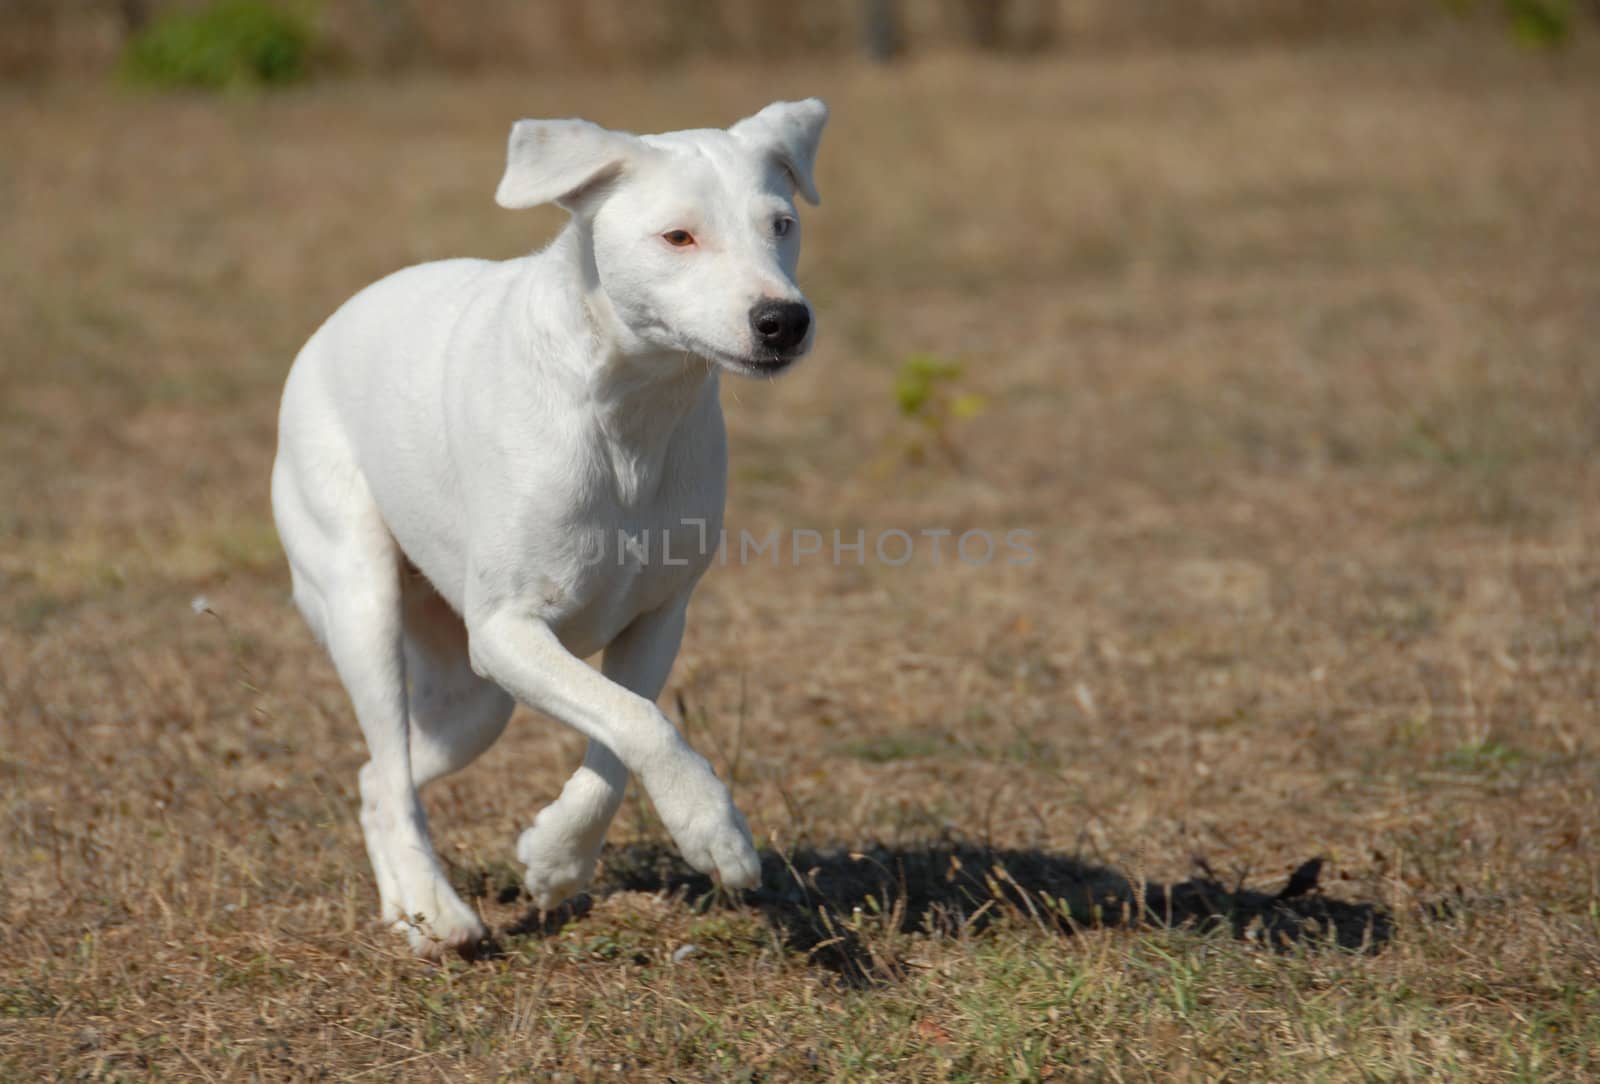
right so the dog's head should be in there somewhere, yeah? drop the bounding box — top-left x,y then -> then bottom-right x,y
496,100 -> 828,377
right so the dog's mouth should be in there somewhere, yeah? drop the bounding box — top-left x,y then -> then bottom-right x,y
734,352 -> 797,376
692,342 -> 803,378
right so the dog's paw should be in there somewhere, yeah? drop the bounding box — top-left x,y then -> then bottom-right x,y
390,890 -> 488,960
693,807 -> 761,891
518,820 -> 601,911
652,770 -> 760,890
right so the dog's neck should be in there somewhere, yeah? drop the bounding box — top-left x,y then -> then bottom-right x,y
544,223 -> 720,504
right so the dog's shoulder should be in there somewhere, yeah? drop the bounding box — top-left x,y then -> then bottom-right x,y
346,257 -> 518,316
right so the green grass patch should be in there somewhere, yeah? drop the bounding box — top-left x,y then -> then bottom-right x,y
122,1 -> 315,90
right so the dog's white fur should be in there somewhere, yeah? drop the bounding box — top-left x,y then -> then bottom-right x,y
270,100 -> 827,956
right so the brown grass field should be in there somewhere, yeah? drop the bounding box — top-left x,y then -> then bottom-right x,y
3,25 -> 1599,1082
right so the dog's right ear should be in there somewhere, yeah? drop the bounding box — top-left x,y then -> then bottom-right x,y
495,119 -> 640,212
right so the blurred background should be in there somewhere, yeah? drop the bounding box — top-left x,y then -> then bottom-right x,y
3,0 -> 1594,77
3,2 -> 1599,1079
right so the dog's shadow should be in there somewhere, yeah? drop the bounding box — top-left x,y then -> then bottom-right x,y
494,841 -> 1392,984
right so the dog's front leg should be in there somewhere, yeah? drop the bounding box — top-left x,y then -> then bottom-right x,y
517,599 -> 688,909
467,610 -> 761,892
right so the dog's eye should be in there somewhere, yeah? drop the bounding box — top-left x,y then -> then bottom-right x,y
773,216 -> 795,238
662,230 -> 695,247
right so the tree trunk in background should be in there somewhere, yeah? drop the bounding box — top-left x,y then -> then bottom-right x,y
117,0 -> 147,33
862,0 -> 900,62
959,0 -> 1008,49
2,0 -> 58,78
367,0 -> 425,70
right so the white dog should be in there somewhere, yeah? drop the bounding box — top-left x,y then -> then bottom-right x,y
270,100 -> 827,957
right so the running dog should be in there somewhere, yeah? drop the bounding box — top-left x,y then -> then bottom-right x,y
271,99 -> 827,956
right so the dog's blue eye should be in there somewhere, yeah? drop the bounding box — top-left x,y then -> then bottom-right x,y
773,216 -> 794,238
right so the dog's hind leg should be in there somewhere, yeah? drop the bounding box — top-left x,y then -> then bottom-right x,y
332,532 -> 489,958
273,447 -> 487,958
401,570 -> 515,791
517,596 -> 689,909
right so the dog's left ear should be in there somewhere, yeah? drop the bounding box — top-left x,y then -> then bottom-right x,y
496,118 -> 642,212
730,98 -> 829,206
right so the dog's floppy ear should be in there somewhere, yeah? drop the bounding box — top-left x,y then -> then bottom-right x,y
730,98 -> 829,206
496,119 -> 640,211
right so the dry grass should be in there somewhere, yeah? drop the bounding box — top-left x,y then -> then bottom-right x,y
6,0 -> 1451,78
3,24 -> 1600,1082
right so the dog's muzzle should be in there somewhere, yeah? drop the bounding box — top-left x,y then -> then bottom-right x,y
748,300 -> 811,356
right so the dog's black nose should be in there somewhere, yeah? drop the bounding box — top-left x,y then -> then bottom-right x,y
749,300 -> 811,354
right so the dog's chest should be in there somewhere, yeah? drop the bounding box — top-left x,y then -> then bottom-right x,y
524,422 -> 725,658
547,499 -> 717,658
